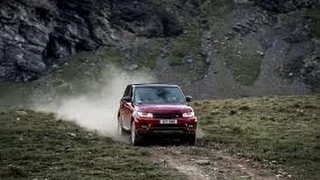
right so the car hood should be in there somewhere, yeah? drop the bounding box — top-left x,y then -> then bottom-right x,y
135,104 -> 193,113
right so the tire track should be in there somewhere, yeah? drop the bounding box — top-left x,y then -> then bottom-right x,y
151,146 -> 280,180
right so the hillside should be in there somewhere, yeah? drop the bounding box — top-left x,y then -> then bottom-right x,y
0,0 -> 319,99
193,94 -> 320,180
0,1 -> 319,180
1,94 -> 319,180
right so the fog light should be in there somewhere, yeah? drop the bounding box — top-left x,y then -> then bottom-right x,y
141,124 -> 149,129
188,124 -> 195,128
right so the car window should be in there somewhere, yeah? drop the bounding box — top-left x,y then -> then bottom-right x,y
134,86 -> 186,105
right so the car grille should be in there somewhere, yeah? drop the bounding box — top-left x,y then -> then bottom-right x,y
150,124 -> 187,133
153,113 -> 182,119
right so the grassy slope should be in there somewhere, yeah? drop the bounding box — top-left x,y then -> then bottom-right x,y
0,48 -> 125,106
194,94 -> 320,179
0,109 -> 185,180
1,94 -> 319,180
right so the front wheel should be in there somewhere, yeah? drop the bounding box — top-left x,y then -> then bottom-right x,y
130,121 -> 143,146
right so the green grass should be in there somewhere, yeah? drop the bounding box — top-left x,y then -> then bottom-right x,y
0,109 -> 185,180
202,0 -> 263,85
48,48 -> 125,95
0,47 -> 124,105
169,24 -> 202,66
126,39 -> 163,69
0,41 -> 163,106
203,0 -> 233,19
164,0 -> 236,79
193,94 -> 320,179
204,0 -> 234,38
168,23 -> 205,79
220,42 -> 262,85
156,0 -> 204,77
166,0 -> 233,66
58,47 -> 123,81
154,0 -> 234,80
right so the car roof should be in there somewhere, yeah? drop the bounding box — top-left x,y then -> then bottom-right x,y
130,83 -> 180,88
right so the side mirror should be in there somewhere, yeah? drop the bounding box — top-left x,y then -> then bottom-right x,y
186,96 -> 193,102
122,96 -> 131,102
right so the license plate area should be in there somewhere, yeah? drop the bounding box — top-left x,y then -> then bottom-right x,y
160,119 -> 178,124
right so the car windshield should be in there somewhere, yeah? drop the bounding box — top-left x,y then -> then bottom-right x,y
134,86 -> 186,105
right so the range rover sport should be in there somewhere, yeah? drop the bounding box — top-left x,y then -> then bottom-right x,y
117,83 -> 198,146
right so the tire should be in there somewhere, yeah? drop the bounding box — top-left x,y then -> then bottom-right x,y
130,121 -> 144,146
186,134 -> 196,146
117,117 -> 125,136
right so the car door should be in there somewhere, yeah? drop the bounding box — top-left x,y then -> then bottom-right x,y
120,86 -> 133,129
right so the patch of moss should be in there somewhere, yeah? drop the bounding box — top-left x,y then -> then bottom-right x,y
220,42 -> 262,85
129,39 -> 162,69
314,88 -> 320,94
146,40 -> 163,68
155,0 -> 203,68
168,24 -> 203,78
202,0 -> 234,39
170,25 -> 202,60
54,48 -> 123,87
155,0 -> 234,79
278,13 -> 290,22
203,0 -> 233,19
164,0 -> 234,79
98,48 -> 123,65
170,25 -> 201,59
0,48 -> 125,105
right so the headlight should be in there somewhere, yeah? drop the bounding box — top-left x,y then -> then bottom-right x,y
182,111 -> 195,117
135,111 -> 153,118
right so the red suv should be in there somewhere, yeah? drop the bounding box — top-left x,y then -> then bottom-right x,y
117,83 -> 197,146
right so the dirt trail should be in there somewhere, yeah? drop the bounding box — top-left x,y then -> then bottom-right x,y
116,131 -> 280,180
164,156 -> 210,180
156,150 -> 210,180
151,146 -> 279,180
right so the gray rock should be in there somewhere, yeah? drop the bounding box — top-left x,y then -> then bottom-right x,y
275,15 -> 315,43
195,159 -> 211,166
67,133 -> 77,137
19,21 -> 49,47
110,1 -> 182,37
64,146 -> 75,153
125,64 -> 139,71
303,59 -> 320,88
233,23 -> 256,36
0,0 -> 182,83
16,110 -> 28,116
282,41 -> 315,75
253,0 -> 319,13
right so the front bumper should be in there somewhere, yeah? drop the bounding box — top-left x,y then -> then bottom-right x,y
133,117 -> 197,135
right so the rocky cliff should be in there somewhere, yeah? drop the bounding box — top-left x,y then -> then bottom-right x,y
0,0 -> 319,98
254,0 -> 318,12
0,0 -> 181,82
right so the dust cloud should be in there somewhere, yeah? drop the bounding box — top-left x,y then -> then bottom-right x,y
34,66 -> 154,139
